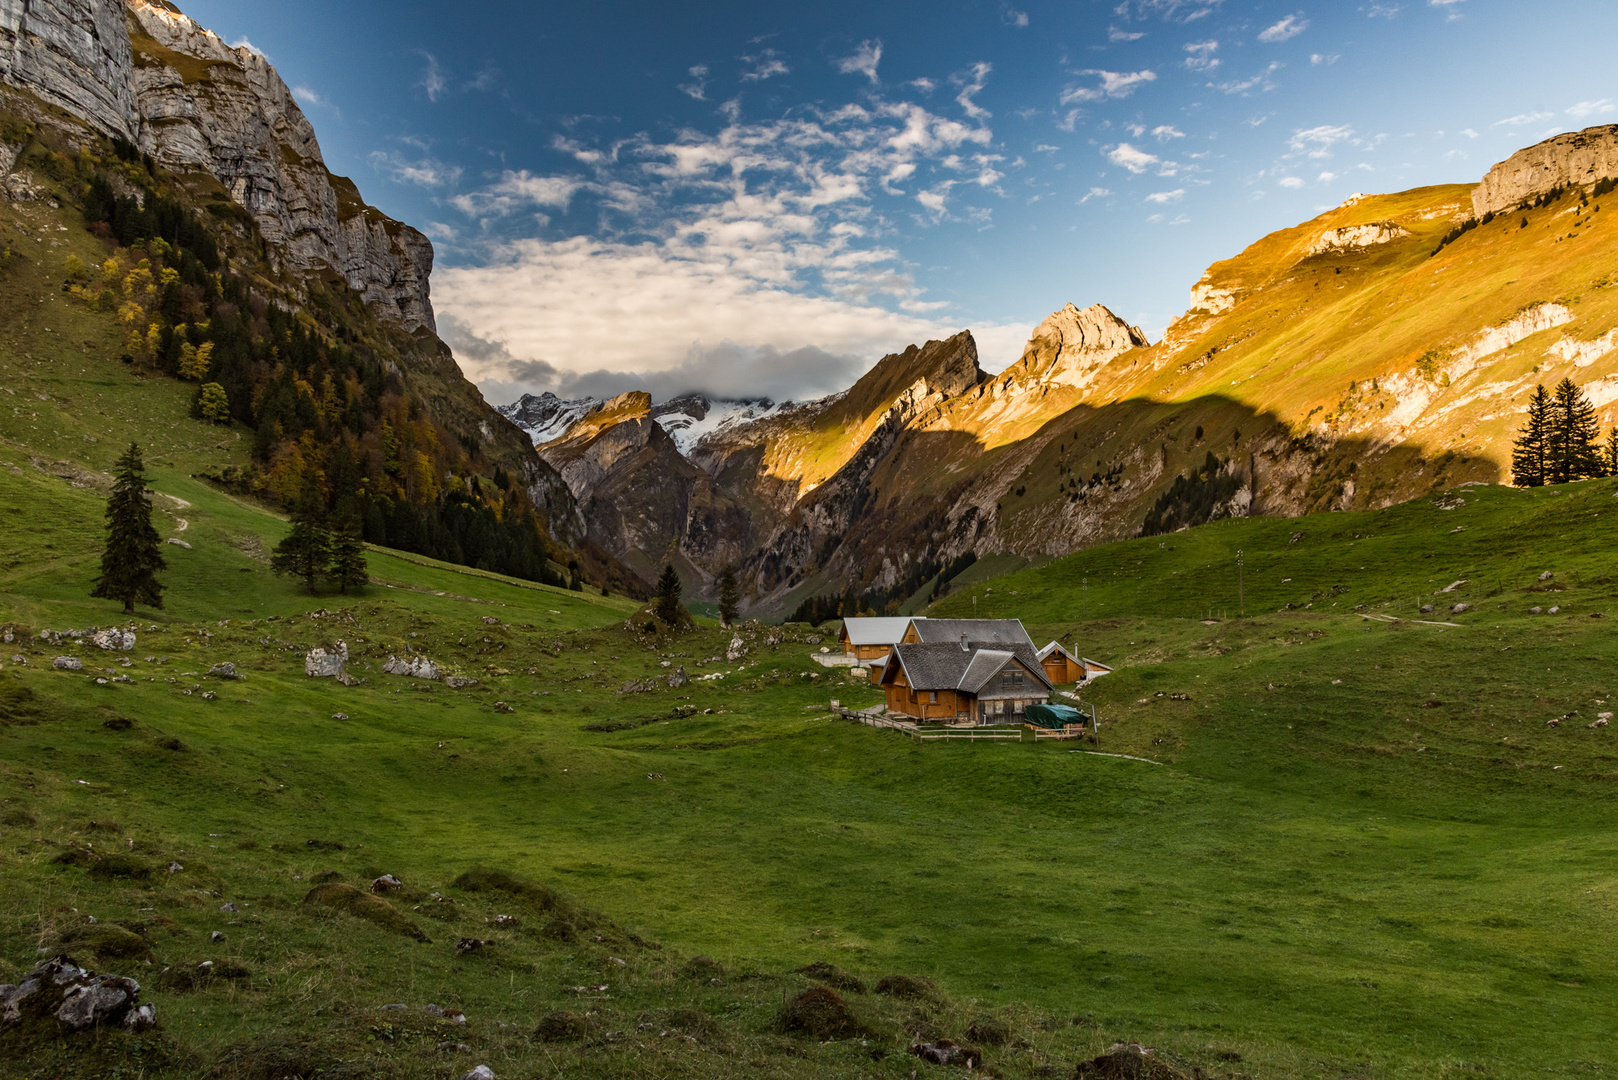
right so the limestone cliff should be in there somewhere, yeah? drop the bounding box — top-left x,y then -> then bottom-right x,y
996,303 -> 1149,389
0,0 -> 137,139
126,1 -> 435,332
1472,124 -> 1618,218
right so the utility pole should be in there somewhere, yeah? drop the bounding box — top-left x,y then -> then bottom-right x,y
1082,575 -> 1088,621
1237,549 -> 1245,618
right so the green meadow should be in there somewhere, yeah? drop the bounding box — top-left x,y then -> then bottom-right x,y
4,451 -> 1618,1078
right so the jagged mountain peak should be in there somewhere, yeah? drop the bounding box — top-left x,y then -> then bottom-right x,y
999,302 -> 1150,388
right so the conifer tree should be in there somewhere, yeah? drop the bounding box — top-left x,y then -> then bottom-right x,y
271,479 -> 332,594
1605,426 -> 1618,477
717,564 -> 741,628
654,563 -> 684,624
1549,376 -> 1602,483
91,442 -> 166,614
1511,384 -> 1552,487
327,510 -> 369,594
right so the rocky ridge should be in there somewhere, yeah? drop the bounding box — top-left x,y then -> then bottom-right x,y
1472,124 -> 1618,218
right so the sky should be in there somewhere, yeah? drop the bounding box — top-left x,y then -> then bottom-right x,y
180,0 -> 1618,406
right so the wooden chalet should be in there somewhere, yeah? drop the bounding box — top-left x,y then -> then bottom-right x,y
1036,642 -> 1114,686
838,616 -> 914,663
900,617 -> 1035,648
879,637 -> 1054,723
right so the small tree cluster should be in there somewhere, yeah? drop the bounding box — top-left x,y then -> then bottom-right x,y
1512,378 -> 1610,486
270,479 -> 368,595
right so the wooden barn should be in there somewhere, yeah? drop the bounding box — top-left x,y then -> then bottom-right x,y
1036,642 -> 1114,686
838,617 -> 913,664
879,638 -> 1054,723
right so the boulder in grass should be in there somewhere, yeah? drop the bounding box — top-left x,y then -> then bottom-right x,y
445,676 -> 479,690
305,643 -> 348,678
383,655 -> 441,681
462,1068 -> 495,1080
53,656 -> 83,672
910,1040 -> 982,1069
371,874 -> 403,893
0,955 -> 155,1032
92,629 -> 136,651
208,662 -> 242,680
667,667 -> 689,689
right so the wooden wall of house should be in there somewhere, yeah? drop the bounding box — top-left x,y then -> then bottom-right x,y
884,684 -> 969,721
1041,655 -> 1085,685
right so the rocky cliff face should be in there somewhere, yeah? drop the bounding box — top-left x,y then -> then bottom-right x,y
0,1 -> 436,334
0,0 -> 136,139
996,303 -> 1149,389
1473,124 -> 1618,218
126,1 -> 435,332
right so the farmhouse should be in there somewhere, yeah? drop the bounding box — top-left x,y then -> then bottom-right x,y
1036,642 -> 1114,686
838,616 -> 913,665
879,637 -> 1054,723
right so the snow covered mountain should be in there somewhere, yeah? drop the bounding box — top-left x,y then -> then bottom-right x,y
500,391 -> 788,455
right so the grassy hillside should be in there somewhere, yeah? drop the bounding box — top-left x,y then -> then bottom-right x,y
5,462 -> 1618,1077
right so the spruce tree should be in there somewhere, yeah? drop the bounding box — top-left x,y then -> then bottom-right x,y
654,563 -> 684,624
271,480 -> 332,595
1549,377 -> 1602,483
327,510 -> 369,594
1511,384 -> 1552,487
1605,426 -> 1618,478
717,564 -> 741,627
91,442 -> 166,615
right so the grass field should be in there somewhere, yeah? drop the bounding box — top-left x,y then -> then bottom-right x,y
5,438 -> 1618,1077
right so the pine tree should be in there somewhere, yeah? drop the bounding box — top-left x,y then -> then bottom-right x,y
1549,376 -> 1602,483
1511,384 -> 1552,487
654,563 -> 684,624
271,480 -> 332,594
91,442 -> 166,614
1605,426 -> 1618,478
326,510 -> 369,595
717,564 -> 741,628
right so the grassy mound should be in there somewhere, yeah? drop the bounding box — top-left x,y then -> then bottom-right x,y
874,974 -> 939,1001
300,883 -> 430,942
56,922 -> 152,962
795,960 -> 866,994
778,986 -> 871,1040
534,1009 -> 594,1043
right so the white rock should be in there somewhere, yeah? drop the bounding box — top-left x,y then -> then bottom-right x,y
726,635 -> 747,662
383,655 -> 441,680
92,628 -> 136,651
305,642 -> 348,678
462,1067 -> 496,1080
53,656 -> 83,671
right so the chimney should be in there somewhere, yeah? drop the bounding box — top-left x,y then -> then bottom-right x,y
960,634 -> 970,652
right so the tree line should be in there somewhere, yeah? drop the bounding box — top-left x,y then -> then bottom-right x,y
1511,377 -> 1618,486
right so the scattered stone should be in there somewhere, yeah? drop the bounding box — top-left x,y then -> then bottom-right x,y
456,937 -> 491,953
1451,603 -> 1470,614
1548,717 -> 1563,727
332,713 -> 349,721
1531,606 -> 1543,614
1539,571 -> 1555,581
210,931 -> 224,943
726,635 -> 747,662
200,691 -> 217,700
462,1066 -> 495,1080
167,862 -> 183,874
1420,605 -> 1434,614
910,1039 -> 982,1069
384,655 -> 441,680
207,662 -> 242,680
492,701 -> 514,714
619,678 -> 657,694
1590,716 -> 1610,729
166,538 -> 192,549
95,678 -> 109,686
493,915 -> 518,928
445,676 -> 479,690
305,643 -> 348,678
439,1041 -> 471,1052
481,616 -> 501,625
219,902 -> 238,913
668,667 -> 689,689
92,628 -> 137,651
1549,605 -> 1562,615
0,955 -> 155,1032
371,875 -> 403,893
53,656 -> 83,671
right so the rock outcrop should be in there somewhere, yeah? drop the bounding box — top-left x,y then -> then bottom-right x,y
126,1 -> 435,332
1305,221 -> 1409,256
0,0 -> 137,139
995,303 -> 1149,391
1472,124 -> 1618,218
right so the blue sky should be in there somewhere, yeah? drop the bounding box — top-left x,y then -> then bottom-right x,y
182,0 -> 1618,404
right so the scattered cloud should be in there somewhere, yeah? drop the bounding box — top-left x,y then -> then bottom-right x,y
1033,143 -> 1060,153
836,39 -> 883,83
1362,3 -> 1400,16
292,86 -> 331,111
1288,124 -> 1355,158
954,62 -> 993,120
1080,186 -> 1113,203
1278,176 -> 1305,188
1215,62 -> 1283,95
1003,6 -> 1030,27
1152,125 -> 1185,141
1258,14 -> 1308,43
1107,142 -> 1160,172
369,150 -> 462,188
229,37 -> 266,58
679,64 -> 709,100
1113,0 -> 1224,22
1492,111 -> 1553,127
741,48 -> 789,82
1459,128 -> 1479,138
1184,41 -> 1220,73
418,52 -> 447,102
1145,188 -> 1185,203
452,171 -> 582,218
1108,26 -> 1147,41
1310,53 -> 1339,65
1567,99 -> 1617,119
1317,171 -> 1336,182
1061,69 -> 1157,104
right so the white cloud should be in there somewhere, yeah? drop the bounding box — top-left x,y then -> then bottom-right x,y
1033,143 -> 1060,153
679,64 -> 709,100
1215,62 -> 1283,95
1492,111 -> 1553,127
368,150 -> 462,188
418,52 -> 447,102
1278,176 -> 1305,188
229,37 -> 266,58
1108,26 -> 1147,41
1061,69 -> 1157,104
1183,41 -> 1220,73
292,86 -> 330,111
1145,188 -> 1185,203
1003,7 -> 1030,27
1317,171 -> 1336,182
1310,53 -> 1339,65
1567,100 -> 1617,119
741,48 -> 789,82
1151,125 -> 1185,142
1258,14 -> 1308,43
954,62 -> 993,120
452,171 -> 582,218
1459,128 -> 1479,138
1288,124 -> 1355,158
1114,0 -> 1224,21
836,40 -> 883,83
1107,143 -> 1160,172
1080,186 -> 1113,203
1363,3 -> 1400,16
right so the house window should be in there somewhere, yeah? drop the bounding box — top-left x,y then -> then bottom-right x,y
929,691 -> 938,703
1001,670 -> 1025,689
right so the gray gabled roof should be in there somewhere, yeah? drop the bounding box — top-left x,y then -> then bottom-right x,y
840,616 -> 914,646
886,640 -> 1053,694
1037,641 -> 1078,663
907,618 -> 1034,648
